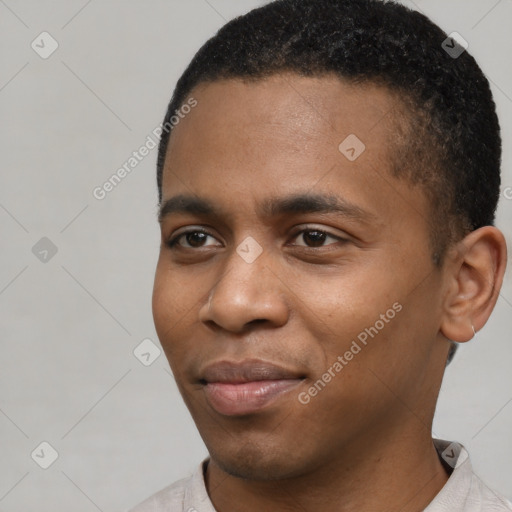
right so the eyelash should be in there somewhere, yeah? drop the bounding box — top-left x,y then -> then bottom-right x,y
166,228 -> 213,249
165,227 -> 346,250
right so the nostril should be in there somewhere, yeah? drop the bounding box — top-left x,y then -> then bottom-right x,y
248,319 -> 267,326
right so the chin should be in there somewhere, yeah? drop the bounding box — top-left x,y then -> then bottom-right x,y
207,440 -> 308,481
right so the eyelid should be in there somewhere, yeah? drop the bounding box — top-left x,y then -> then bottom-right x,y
288,224 -> 349,244
166,226 -> 221,248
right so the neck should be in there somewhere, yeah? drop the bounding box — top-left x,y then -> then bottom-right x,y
205,427 -> 450,512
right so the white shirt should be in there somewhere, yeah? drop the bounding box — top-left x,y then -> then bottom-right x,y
127,440 -> 512,512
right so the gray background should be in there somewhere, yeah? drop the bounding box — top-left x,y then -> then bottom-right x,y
0,1 -> 511,510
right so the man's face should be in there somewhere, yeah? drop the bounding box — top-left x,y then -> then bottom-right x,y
153,73 -> 450,480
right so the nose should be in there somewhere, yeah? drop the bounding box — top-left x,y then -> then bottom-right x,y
198,244 -> 289,333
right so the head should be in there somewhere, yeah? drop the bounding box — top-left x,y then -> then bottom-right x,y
152,0 -> 507,481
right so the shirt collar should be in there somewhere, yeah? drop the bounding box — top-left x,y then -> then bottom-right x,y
183,458 -> 216,512
424,439 -> 473,511
183,439 -> 485,512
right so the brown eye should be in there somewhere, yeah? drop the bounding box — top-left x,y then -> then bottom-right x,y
166,229 -> 220,249
301,230 -> 328,247
292,229 -> 342,248
184,232 -> 209,248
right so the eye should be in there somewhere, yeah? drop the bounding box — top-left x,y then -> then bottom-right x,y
166,228 -> 220,249
290,228 -> 345,248
165,226 -> 346,250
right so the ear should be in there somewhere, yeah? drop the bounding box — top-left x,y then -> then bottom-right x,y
440,226 -> 507,343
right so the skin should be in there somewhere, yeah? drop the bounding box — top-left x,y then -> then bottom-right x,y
152,73 -> 507,512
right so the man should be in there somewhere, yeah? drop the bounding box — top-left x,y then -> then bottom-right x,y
129,0 -> 510,510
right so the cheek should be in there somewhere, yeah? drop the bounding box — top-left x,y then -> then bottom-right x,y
151,280 -> 188,378
152,264 -> 171,330
152,260 -> 214,375
152,263 -> 191,347
152,257 -> 202,310
289,268 -> 393,343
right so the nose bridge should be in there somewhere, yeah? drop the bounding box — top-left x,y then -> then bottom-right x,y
217,236 -> 272,305
201,236 -> 288,331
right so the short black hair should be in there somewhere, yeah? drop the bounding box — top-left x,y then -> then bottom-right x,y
156,0 -> 501,266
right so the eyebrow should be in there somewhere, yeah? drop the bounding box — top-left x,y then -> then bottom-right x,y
158,192 -> 375,224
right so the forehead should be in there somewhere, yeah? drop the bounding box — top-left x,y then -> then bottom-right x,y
167,73 -> 400,157
164,74 -> 402,181
159,73 -> 426,230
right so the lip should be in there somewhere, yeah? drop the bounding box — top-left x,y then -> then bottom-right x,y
200,360 -> 305,416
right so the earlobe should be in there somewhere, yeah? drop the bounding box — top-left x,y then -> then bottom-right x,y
440,226 -> 507,343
